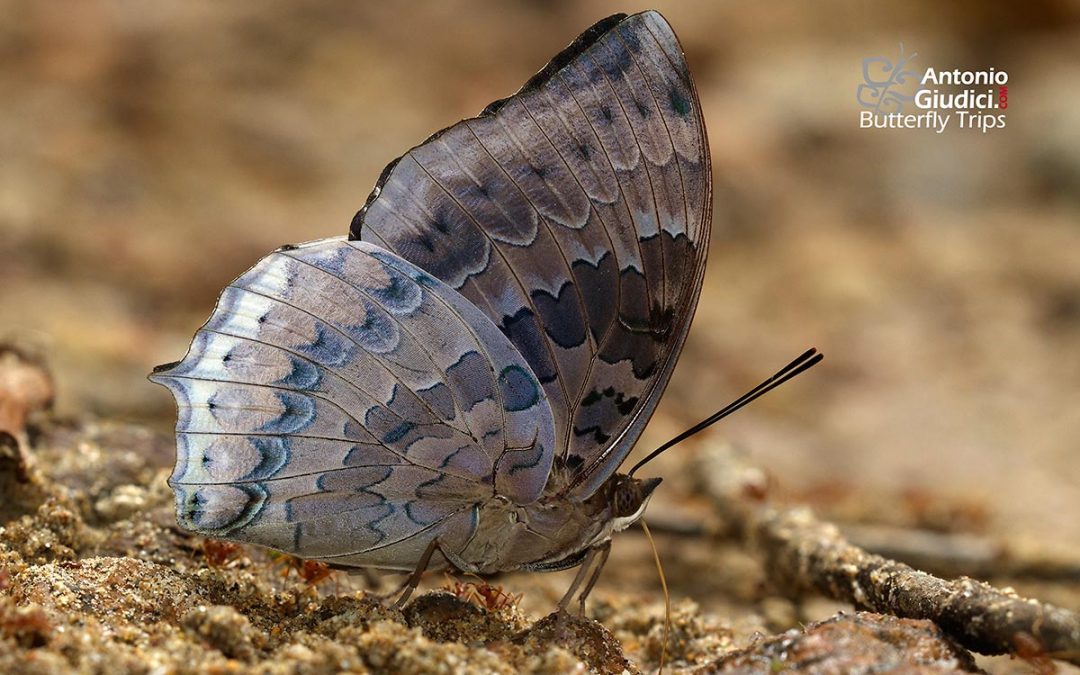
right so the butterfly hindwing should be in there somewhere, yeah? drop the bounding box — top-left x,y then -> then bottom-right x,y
351,11 -> 711,497
151,238 -> 556,566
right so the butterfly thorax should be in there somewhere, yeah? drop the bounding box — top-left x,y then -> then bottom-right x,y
456,473 -> 661,575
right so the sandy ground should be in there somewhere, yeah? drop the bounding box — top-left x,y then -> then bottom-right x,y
2,1 -> 1078,672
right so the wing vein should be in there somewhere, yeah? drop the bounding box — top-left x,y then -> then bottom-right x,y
517,86 -> 628,458
280,250 -> 481,443
616,27 -> 691,309
464,117 -> 597,357
195,327 -> 407,425
228,280 -> 460,438
588,43 -> 668,307
167,373 -> 485,481
314,506 -> 475,559
408,151 -> 573,425
370,249 -> 520,458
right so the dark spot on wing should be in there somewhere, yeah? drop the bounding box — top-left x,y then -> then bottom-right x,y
445,350 -> 497,408
417,382 -> 455,420
531,281 -> 587,349
364,384 -> 437,450
433,213 -> 450,234
572,251 -> 618,345
181,483 -> 267,533
500,307 -> 558,385
262,392 -> 316,434
277,356 -> 321,390
579,387 -> 637,415
345,301 -> 397,352
244,437 -> 290,481
298,323 -> 350,364
368,265 -> 422,316
383,421 -> 415,444
573,425 -> 610,444
670,87 -> 691,116
498,365 -> 541,412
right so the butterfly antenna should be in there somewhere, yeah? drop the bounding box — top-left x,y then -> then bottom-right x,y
628,348 -> 823,477
640,518 -> 670,674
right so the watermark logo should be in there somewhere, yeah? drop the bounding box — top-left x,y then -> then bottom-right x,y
857,45 -> 1008,133
857,45 -> 920,115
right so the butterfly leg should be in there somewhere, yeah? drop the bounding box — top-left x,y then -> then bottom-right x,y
556,547 -> 597,612
367,574 -> 412,603
393,537 -> 444,609
556,541 -> 611,614
576,541 -> 611,615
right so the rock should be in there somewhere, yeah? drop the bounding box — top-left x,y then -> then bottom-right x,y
10,557 -> 203,627
0,499 -> 94,564
181,604 -> 262,661
697,612 -> 981,673
405,591 -> 526,644
93,484 -> 150,522
518,611 -> 637,675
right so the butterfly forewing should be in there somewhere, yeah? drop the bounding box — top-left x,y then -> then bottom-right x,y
351,11 -> 711,497
151,239 -> 556,567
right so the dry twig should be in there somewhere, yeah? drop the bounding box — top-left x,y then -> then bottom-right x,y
695,443 -> 1080,666
841,523 -> 1080,582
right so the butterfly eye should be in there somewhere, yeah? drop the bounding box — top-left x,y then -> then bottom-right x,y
613,482 -> 642,518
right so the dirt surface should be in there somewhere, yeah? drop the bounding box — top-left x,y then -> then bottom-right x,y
0,419 -> 1009,673
2,1 -> 1079,673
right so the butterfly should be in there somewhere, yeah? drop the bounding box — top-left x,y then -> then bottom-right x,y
151,10 -> 817,610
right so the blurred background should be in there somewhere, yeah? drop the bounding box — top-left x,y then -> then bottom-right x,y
2,0 -> 1078,596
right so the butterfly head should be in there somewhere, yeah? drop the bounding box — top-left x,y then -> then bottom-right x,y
608,474 -> 662,532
